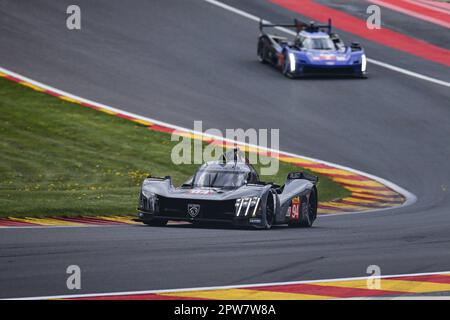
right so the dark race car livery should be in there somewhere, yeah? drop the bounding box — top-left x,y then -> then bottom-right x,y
137,149 -> 318,229
257,18 -> 367,78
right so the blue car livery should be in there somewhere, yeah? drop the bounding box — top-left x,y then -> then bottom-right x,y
257,19 -> 367,78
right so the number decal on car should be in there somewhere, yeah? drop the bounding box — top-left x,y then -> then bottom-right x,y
290,196 -> 301,220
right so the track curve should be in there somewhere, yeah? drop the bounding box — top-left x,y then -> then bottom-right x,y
0,0 -> 449,298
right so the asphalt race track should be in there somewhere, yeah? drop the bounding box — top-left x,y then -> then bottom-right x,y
0,0 -> 449,298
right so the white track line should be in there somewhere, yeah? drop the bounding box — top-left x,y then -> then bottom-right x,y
6,270 -> 450,300
0,65 -> 417,213
203,0 -> 450,88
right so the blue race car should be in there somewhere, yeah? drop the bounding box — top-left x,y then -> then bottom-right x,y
257,19 -> 367,78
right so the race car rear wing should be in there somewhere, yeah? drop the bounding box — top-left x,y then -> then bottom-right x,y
287,172 -> 319,184
259,18 -> 332,35
146,175 -> 171,180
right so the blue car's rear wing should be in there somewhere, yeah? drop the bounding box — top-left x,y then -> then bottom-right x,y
259,18 -> 332,35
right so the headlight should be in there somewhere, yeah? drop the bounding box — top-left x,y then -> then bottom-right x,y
236,197 -> 260,217
288,53 -> 296,72
141,188 -> 154,199
361,54 -> 367,72
141,189 -> 157,212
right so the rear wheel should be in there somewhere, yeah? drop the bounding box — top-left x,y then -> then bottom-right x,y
299,190 -> 317,228
143,218 -> 168,227
257,38 -> 268,64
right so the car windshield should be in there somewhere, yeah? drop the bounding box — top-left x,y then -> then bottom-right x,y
303,37 -> 335,50
193,170 -> 247,189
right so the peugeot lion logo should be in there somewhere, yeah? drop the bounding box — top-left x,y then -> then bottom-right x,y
188,204 -> 200,218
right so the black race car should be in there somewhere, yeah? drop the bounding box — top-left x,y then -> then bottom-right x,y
137,149 -> 318,229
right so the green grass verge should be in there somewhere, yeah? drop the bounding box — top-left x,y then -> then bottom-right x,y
0,77 -> 350,218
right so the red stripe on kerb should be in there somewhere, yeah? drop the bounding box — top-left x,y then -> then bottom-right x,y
71,294 -> 207,300
389,274 -> 450,284
252,283 -> 406,298
350,194 -> 404,204
350,191 -> 403,199
293,163 -> 334,169
337,199 -> 390,208
44,90 -> 62,97
414,0 -> 450,11
116,113 -> 136,121
319,173 -> 369,181
0,218 -> 38,227
79,102 -> 101,110
338,182 -> 390,191
270,0 -> 450,66
149,125 -> 175,134
53,217 -> 124,225
318,204 -> 359,212
371,0 -> 450,26
4,75 -> 22,82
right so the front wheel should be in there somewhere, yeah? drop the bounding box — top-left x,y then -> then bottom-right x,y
264,194 -> 275,229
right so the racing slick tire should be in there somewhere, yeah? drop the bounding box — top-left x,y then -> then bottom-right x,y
299,190 -> 317,228
257,37 -> 268,64
143,218 -> 168,227
289,190 -> 317,228
264,193 -> 276,230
